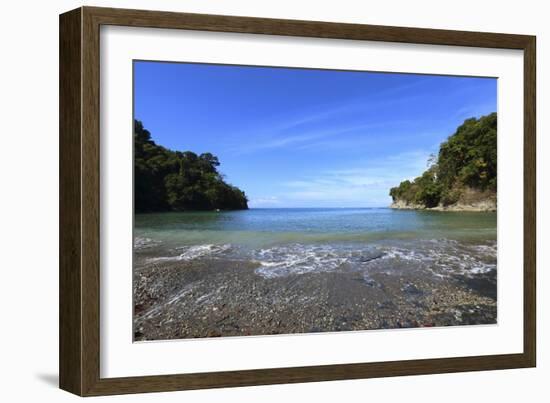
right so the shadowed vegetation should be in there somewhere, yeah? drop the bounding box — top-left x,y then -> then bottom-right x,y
134,120 -> 248,212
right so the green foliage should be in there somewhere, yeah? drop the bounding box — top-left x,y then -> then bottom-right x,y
390,113 -> 497,208
134,120 -> 248,212
414,169 -> 443,208
437,113 -> 497,191
440,186 -> 463,206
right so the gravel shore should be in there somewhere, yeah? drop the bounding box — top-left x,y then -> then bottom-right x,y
133,245 -> 496,341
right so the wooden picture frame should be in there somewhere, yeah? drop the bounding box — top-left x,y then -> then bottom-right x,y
59,6 -> 536,396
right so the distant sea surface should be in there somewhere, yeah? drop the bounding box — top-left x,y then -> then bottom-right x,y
134,208 -> 497,279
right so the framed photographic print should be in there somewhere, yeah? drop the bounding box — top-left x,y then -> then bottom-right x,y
59,6 -> 536,396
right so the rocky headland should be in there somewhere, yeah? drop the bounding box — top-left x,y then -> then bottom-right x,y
391,188 -> 496,212
389,113 -> 497,212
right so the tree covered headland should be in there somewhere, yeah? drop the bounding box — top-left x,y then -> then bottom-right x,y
134,120 -> 248,212
390,113 -> 497,208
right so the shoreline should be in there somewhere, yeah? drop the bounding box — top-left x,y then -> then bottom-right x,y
134,242 -> 497,341
390,200 -> 496,212
390,187 -> 497,212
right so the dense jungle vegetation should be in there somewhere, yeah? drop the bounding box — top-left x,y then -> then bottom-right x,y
390,113 -> 497,208
134,120 -> 248,212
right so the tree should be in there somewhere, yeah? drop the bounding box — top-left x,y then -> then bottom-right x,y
134,120 -> 248,212
389,113 -> 497,208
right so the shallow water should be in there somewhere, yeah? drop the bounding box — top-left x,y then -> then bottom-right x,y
135,208 -> 496,280
135,208 -> 496,243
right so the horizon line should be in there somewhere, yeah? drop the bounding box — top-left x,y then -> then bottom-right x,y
247,206 -> 389,209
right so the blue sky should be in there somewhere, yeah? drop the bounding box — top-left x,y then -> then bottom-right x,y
134,61 -> 496,208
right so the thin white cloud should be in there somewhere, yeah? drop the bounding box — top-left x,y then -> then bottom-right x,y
248,196 -> 282,208
229,121 -> 392,155
276,150 -> 431,207
225,79 -> 434,156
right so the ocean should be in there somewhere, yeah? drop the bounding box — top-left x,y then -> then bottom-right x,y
134,208 -> 496,279
133,208 -> 497,339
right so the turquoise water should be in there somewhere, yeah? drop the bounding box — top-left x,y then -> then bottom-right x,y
135,208 -> 496,246
135,208 -> 497,279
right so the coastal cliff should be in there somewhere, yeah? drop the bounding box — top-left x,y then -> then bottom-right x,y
390,113 -> 497,212
391,187 -> 496,212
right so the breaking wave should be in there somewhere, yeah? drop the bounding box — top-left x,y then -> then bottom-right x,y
139,237 -> 496,280
146,244 -> 232,263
